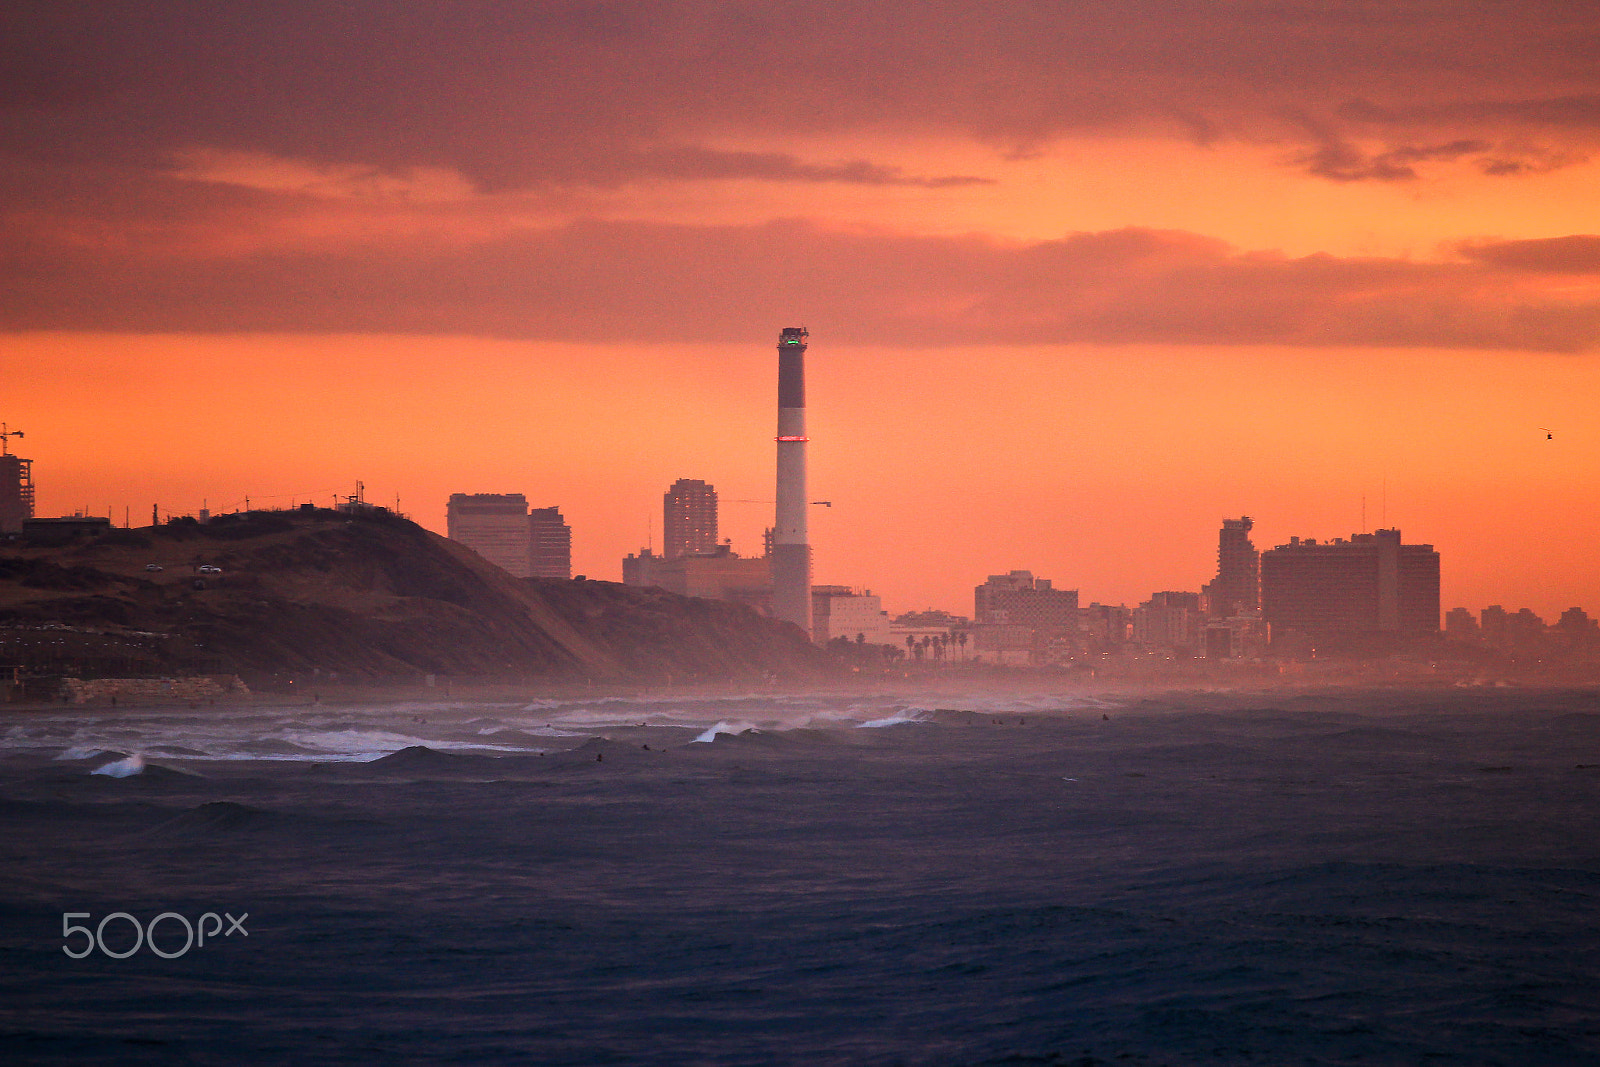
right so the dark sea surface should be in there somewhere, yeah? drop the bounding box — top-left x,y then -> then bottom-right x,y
3,686 -> 1600,1065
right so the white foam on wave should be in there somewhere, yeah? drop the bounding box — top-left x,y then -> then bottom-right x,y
535,692 -> 845,731
274,728 -> 435,761
856,709 -> 928,729
91,753 -> 145,777
57,744 -> 121,761
691,720 -> 759,743
901,692 -> 1124,716
779,707 -> 872,729
9,692 -> 1026,766
273,727 -> 544,761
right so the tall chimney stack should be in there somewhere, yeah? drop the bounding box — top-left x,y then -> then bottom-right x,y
771,327 -> 812,634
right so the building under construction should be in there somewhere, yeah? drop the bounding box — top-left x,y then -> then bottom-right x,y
0,424 -> 34,535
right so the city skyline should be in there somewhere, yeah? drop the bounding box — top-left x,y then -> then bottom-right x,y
3,370 -> 1594,623
5,4 -> 1600,621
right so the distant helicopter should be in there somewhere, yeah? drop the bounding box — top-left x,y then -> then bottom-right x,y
1540,427 -> 1554,440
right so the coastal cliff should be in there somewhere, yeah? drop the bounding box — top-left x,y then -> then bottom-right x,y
0,509 -> 836,687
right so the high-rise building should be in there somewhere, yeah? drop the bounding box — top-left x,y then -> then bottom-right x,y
1260,529 -> 1439,636
1080,602 -> 1131,651
663,479 -> 717,559
0,424 -> 32,535
1556,607 -> 1597,637
0,453 -> 34,534
1133,591 -> 1202,650
973,571 -> 1079,661
1202,516 -> 1259,617
1507,608 -> 1546,645
1445,607 -> 1480,639
1555,608 -> 1599,650
528,507 -> 572,579
446,493 -> 530,577
1480,605 -> 1509,645
974,571 -> 1080,628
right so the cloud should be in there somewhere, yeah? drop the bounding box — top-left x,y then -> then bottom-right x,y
572,146 -> 994,188
1457,235 -> 1600,273
1296,137 -> 1493,182
1340,95 -> 1600,133
6,3 -> 1600,354
6,204 -> 1600,352
6,2 -> 1600,191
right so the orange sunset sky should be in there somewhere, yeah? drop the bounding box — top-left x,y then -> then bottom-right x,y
4,2 -> 1600,621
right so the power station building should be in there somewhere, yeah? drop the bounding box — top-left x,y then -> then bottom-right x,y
663,479 -> 718,559
621,329 -> 822,639
623,544 -> 772,615
625,476 -> 764,612
1260,529 -> 1440,636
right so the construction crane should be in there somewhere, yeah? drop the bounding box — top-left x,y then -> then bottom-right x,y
0,423 -> 22,456
726,499 -> 833,507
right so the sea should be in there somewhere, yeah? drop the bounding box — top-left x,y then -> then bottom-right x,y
2,684 -> 1599,1066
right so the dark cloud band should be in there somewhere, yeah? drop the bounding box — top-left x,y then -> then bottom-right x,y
5,213 -> 1598,352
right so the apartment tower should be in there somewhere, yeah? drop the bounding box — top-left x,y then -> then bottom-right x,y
663,479 -> 717,559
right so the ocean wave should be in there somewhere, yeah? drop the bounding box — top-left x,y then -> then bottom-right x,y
91,752 -> 145,777
856,709 -> 929,729
691,720 -> 760,743
13,691 -> 1123,766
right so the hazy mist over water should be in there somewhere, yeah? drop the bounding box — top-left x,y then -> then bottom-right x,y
3,686 -> 1599,1065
